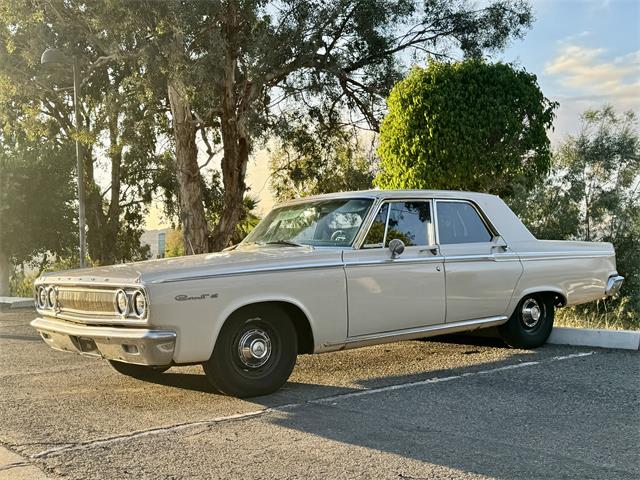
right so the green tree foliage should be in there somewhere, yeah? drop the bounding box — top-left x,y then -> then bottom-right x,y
0,1 -> 171,266
376,60 -> 557,196
0,139 -> 78,294
269,129 -> 377,202
511,106 -> 640,325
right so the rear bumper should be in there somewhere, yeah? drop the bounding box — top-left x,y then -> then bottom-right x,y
30,317 -> 176,366
605,275 -> 625,297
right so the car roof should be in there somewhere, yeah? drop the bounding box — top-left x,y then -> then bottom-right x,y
279,189 -> 499,206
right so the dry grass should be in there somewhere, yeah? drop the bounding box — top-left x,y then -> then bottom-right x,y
555,299 -> 640,331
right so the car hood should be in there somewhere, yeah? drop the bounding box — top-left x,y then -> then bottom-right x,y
37,246 -> 344,286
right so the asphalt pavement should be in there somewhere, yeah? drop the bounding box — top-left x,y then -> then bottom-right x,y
1,309 -> 638,479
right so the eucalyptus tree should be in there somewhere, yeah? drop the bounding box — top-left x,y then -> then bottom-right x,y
1,0 -> 535,259
117,0 -> 534,251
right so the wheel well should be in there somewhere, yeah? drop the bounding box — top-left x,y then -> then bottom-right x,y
528,291 -> 566,308
227,301 -> 315,355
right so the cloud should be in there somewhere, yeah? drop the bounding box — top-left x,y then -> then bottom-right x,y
544,44 -> 640,101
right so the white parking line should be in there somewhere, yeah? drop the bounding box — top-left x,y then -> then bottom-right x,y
31,351 -> 596,460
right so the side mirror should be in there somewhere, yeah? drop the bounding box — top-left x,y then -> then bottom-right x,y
388,239 -> 405,259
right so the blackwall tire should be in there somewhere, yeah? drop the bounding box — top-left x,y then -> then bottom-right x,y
203,305 -> 297,398
498,294 -> 554,349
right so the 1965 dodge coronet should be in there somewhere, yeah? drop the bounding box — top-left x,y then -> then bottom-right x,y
32,190 -> 624,397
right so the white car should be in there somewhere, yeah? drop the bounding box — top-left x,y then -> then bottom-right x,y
32,190 -> 624,397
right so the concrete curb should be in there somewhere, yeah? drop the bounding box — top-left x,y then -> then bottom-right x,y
0,297 -> 34,311
548,327 -> 640,351
0,445 -> 48,479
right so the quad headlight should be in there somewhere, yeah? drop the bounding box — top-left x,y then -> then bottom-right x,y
36,286 -> 48,309
114,289 -> 129,316
132,291 -> 146,318
47,287 -> 58,309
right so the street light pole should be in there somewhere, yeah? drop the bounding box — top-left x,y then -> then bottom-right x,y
41,48 -> 86,268
72,58 -> 86,268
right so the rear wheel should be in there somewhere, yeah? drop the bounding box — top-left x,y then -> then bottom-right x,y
203,306 -> 297,397
108,360 -> 170,378
498,294 -> 554,349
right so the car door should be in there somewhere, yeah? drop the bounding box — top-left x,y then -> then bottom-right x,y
343,199 -> 446,337
435,199 -> 523,323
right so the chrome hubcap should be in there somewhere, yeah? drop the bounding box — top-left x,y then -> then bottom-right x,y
238,329 -> 272,368
521,299 -> 542,328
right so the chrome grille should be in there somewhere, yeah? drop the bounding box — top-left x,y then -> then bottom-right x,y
36,284 -> 148,325
57,287 -> 115,316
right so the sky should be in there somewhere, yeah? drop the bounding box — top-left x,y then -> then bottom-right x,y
496,0 -> 639,143
144,0 -> 640,228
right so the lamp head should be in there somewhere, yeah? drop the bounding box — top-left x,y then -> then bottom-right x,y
41,48 -> 71,65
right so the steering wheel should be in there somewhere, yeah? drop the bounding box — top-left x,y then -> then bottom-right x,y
330,230 -> 347,242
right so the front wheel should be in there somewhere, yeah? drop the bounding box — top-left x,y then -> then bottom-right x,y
498,294 -> 554,349
108,360 -> 170,378
203,306 -> 298,397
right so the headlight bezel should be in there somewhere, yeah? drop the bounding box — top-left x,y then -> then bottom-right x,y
132,290 -> 147,318
114,289 -> 130,316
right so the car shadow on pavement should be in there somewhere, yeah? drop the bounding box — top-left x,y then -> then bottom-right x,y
142,370 -> 218,394
141,333 -> 513,398
256,347 -> 631,480
427,329 -> 510,348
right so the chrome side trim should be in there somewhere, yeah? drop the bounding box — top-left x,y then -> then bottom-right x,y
444,253 -> 520,263
345,256 -> 444,268
519,251 -> 612,261
325,315 -> 508,349
153,262 -> 344,284
72,250 -> 611,286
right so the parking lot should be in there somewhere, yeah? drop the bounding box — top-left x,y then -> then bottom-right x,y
1,308 -> 638,479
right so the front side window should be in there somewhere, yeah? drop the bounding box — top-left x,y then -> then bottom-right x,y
362,203 -> 389,248
242,198 -> 374,247
436,201 -> 493,244
363,201 -> 432,248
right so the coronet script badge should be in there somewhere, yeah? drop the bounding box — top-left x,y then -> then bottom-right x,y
174,293 -> 219,302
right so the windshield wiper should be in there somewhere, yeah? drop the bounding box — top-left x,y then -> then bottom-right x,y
263,240 -> 304,247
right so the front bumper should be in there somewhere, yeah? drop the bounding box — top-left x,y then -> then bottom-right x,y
31,317 -> 176,366
605,275 -> 625,297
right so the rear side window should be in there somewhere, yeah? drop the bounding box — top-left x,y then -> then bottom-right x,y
437,201 -> 492,244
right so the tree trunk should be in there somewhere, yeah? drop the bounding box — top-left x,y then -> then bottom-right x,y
209,8 -> 249,252
0,248 -> 9,296
84,145 -> 116,266
210,121 -> 249,251
168,81 -> 209,255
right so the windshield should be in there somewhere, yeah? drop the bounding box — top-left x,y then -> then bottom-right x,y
242,198 -> 374,247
